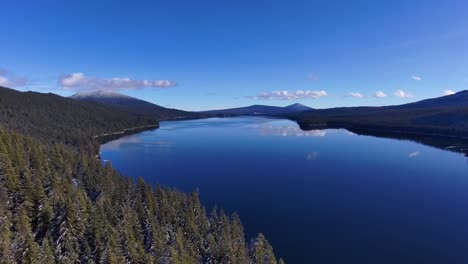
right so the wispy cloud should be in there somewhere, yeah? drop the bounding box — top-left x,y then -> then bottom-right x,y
443,89 -> 456,96
307,73 -> 320,81
408,151 -> 420,158
349,92 -> 364,98
58,72 -> 177,92
375,91 -> 387,98
411,75 -> 422,81
0,67 -> 28,88
394,90 -> 413,98
250,90 -> 327,100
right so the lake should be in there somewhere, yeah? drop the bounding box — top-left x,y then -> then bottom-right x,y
101,117 -> 468,264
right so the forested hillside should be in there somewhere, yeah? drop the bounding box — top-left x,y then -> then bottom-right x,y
70,91 -> 201,121
292,91 -> 468,137
0,87 -> 283,263
0,87 -> 157,146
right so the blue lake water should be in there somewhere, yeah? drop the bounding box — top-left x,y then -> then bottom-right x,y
101,117 -> 468,264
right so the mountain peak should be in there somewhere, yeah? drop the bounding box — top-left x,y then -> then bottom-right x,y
71,90 -> 132,99
286,103 -> 306,107
284,103 -> 312,111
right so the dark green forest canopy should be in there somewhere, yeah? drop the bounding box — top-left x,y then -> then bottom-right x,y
0,86 -> 159,147
0,87 -> 283,263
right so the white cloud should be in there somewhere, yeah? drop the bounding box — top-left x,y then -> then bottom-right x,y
408,151 -> 420,158
411,75 -> 422,81
443,90 -> 456,96
153,80 -> 176,87
58,72 -> 177,92
0,76 -> 8,86
0,75 -> 27,87
349,92 -> 364,98
60,72 -> 85,87
0,67 -> 28,87
375,91 -> 387,98
394,90 -> 413,98
251,90 -> 327,100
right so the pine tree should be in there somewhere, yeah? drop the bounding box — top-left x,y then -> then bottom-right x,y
38,237 -> 55,264
13,203 -> 40,263
230,213 -> 249,263
171,227 -> 198,264
249,233 -> 278,264
0,186 -> 15,263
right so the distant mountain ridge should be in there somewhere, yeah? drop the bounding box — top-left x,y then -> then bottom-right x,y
200,103 -> 312,116
70,90 -> 200,120
71,90 -> 468,121
4,85 -> 468,141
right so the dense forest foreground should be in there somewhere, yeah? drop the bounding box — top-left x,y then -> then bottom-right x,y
0,87 -> 283,263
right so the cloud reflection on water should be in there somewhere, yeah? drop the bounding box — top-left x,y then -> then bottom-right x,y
306,152 -> 320,160
101,136 -> 142,150
252,124 -> 327,137
408,151 -> 420,158
102,136 -> 173,151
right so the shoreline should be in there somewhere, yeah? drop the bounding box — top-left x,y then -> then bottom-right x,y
94,124 -> 160,147
93,124 -> 160,139
296,121 -> 468,156
95,117 -> 468,158
297,122 -> 468,140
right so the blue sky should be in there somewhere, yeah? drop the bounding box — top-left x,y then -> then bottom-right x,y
1,0 -> 468,110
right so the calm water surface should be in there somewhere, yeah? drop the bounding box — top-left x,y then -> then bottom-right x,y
101,117 -> 468,264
